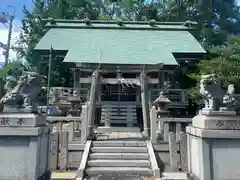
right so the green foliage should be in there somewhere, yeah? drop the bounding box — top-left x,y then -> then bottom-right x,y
17,0 -> 78,88
188,35 -> 240,105
0,60 -> 28,81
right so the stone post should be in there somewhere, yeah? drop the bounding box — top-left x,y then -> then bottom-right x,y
140,71 -> 150,137
81,104 -> 88,143
0,113 -> 51,180
150,106 -> 157,144
87,70 -> 99,140
180,90 -> 186,103
187,108 -> 240,180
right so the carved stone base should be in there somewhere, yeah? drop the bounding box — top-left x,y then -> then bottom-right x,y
193,110 -> 240,130
187,126 -> 240,180
0,125 -> 50,179
0,113 -> 46,127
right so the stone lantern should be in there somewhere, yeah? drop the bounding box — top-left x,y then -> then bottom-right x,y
153,91 -> 171,117
67,89 -> 84,117
152,91 -> 171,141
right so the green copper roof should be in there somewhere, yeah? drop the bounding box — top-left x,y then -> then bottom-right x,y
64,46 -> 177,65
35,20 -> 205,65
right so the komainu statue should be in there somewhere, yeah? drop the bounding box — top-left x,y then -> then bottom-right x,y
199,74 -> 239,111
0,70 -> 41,113
21,71 -> 42,110
223,84 -> 240,111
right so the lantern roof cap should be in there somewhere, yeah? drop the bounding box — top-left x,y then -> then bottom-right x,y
153,91 -> 171,105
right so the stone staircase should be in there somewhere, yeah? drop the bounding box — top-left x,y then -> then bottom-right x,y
78,140 -> 160,179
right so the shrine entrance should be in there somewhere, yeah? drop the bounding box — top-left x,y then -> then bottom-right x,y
97,72 -> 142,133
101,84 -> 137,102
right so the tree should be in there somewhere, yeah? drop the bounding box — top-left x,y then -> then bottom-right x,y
188,35 -> 240,105
16,0 -> 85,88
0,59 -> 28,81
196,0 -> 240,47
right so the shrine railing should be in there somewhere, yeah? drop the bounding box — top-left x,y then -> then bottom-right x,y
49,87 -> 188,106
157,117 -> 192,142
49,87 -> 89,105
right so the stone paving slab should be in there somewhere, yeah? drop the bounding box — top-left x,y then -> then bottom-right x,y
88,174 -> 155,180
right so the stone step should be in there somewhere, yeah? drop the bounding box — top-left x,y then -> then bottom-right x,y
88,159 -> 151,167
51,172 -> 76,180
85,167 -> 153,176
162,172 -> 187,180
89,153 -> 149,160
92,140 -> 146,147
96,127 -> 141,133
91,147 -> 148,153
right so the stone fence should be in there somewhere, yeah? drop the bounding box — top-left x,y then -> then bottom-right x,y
150,106 -> 192,143
168,131 -> 188,172
149,106 -> 191,172
158,117 -> 192,142
46,114 -> 87,171
50,130 -> 86,171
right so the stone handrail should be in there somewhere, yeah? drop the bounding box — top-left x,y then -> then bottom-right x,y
146,140 -> 160,178
76,140 -> 92,179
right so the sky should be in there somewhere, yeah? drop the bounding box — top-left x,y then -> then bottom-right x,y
0,0 -> 33,64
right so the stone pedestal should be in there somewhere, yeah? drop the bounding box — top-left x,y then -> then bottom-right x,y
0,113 -> 51,180
187,109 -> 240,180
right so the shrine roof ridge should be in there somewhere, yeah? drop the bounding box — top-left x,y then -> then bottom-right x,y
42,19 -> 198,31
